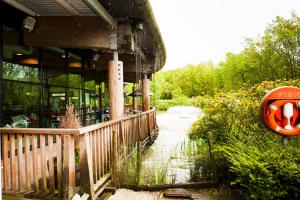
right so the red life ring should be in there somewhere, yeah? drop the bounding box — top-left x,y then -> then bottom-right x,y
266,100 -> 300,136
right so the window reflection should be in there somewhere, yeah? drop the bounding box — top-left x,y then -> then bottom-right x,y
2,80 -> 40,128
3,62 -> 39,82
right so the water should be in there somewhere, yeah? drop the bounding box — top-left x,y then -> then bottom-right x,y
141,106 -> 204,184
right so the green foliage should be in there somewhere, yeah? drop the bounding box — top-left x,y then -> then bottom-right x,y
150,12 -> 300,200
155,96 -> 194,111
190,80 -> 300,200
152,13 -> 300,102
215,13 -> 300,91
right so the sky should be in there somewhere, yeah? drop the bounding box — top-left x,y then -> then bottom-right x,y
150,0 -> 300,70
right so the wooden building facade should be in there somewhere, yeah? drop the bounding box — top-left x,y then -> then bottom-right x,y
0,0 -> 165,199
0,0 -> 166,128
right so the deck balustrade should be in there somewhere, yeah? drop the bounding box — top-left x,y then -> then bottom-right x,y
0,109 -> 157,200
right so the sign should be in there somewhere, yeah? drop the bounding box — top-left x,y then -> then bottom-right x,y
261,86 -> 300,136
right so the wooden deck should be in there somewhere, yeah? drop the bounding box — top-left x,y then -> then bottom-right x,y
1,109 -> 157,200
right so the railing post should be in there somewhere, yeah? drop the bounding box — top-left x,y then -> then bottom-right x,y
63,134 -> 76,200
112,130 -> 119,186
147,113 -> 151,138
80,134 -> 96,199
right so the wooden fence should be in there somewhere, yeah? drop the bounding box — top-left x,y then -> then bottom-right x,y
0,109 -> 157,200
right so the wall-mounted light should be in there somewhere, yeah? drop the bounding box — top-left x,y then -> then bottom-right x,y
136,22 -> 144,31
23,16 -> 36,32
93,53 -> 100,61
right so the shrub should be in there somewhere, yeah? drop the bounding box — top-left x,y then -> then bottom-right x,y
190,79 -> 300,200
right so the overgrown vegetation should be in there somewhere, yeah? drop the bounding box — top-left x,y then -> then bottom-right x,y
190,80 -> 300,200
152,13 -> 300,199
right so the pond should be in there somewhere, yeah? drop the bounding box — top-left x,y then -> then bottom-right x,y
140,106 -> 206,184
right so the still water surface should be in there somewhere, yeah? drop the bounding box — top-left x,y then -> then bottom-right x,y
141,106 -> 203,183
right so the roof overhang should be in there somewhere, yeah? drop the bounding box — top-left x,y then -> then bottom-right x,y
3,0 -> 166,76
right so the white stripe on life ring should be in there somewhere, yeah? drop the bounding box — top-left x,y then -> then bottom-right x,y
275,126 -> 282,132
297,124 -> 300,128
270,104 -> 278,111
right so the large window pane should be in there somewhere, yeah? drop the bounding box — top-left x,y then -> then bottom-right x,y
69,74 -> 81,88
48,74 -> 67,87
3,62 -> 39,82
2,80 -> 40,127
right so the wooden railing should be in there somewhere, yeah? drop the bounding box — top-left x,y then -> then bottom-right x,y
0,109 -> 157,200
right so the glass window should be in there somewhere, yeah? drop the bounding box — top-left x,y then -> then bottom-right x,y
2,80 -> 40,127
69,89 -> 81,110
3,62 -> 39,83
69,74 -> 81,88
85,80 -> 95,90
48,74 -> 67,87
49,87 -> 66,115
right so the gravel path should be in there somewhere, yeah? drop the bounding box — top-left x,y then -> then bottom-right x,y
107,188 -> 241,200
108,189 -> 161,200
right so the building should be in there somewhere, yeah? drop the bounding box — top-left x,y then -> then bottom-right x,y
0,0 -> 166,128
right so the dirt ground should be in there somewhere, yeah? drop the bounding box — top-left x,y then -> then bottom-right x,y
108,187 -> 242,200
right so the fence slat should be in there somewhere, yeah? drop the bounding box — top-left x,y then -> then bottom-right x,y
63,134 -> 76,199
17,134 -> 24,192
40,135 -> 47,192
48,135 -> 55,193
56,135 -> 63,196
92,131 -> 97,183
101,128 -> 105,176
97,129 -> 101,179
9,134 -> 17,191
24,134 -> 31,191
2,133 -> 10,191
32,135 -> 39,192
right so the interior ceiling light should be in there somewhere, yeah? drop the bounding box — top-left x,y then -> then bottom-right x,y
62,54 -> 70,58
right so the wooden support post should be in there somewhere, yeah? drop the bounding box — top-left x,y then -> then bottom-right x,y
112,130 -> 119,186
63,135 -> 76,200
108,55 -> 124,120
208,132 -> 218,182
80,134 -> 96,200
142,74 -> 150,111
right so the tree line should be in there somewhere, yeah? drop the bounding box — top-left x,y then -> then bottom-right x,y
152,13 -> 300,101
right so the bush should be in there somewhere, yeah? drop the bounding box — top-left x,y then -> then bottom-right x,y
155,96 -> 194,111
190,79 -> 300,200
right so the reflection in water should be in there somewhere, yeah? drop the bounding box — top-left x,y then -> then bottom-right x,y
141,106 -> 204,184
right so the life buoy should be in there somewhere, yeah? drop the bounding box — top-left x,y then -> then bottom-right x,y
266,100 -> 300,136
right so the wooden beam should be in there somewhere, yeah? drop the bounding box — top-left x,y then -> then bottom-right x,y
23,17 -> 111,49
82,0 -> 117,28
53,0 -> 81,16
